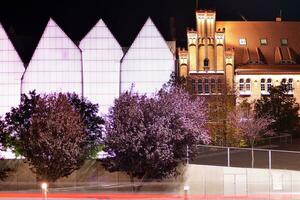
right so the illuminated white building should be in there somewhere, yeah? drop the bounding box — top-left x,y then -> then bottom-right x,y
121,18 -> 175,94
79,19 -> 123,114
0,18 -> 175,117
0,23 -> 24,116
22,19 -> 83,96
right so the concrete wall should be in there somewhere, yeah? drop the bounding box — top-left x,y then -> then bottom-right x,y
2,160 -> 300,196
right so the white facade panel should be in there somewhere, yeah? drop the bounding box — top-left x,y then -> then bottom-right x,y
0,24 -> 24,116
22,19 -> 82,96
79,19 -> 123,114
121,18 -> 174,95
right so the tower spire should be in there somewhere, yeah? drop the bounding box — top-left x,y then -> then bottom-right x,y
196,0 -> 199,10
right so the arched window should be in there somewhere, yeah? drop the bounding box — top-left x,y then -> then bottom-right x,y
281,78 -> 287,84
239,79 -> 244,91
245,79 -> 251,91
267,79 -> 272,91
204,79 -> 209,94
211,79 -> 216,93
198,79 -> 203,94
191,79 -> 196,93
261,79 -> 266,91
204,58 -> 209,67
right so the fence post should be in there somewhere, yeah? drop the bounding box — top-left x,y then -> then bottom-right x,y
227,147 -> 230,167
269,150 -> 272,169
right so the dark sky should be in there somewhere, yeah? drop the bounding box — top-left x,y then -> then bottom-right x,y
0,0 -> 300,62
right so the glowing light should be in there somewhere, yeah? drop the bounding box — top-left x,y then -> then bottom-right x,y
41,182 -> 48,190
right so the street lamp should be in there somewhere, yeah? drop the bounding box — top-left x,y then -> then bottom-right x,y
41,182 -> 48,200
184,185 -> 189,200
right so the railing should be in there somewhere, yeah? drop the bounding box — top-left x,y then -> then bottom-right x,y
191,144 -> 300,171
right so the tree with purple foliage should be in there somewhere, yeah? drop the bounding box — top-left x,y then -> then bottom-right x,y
228,102 -> 274,167
0,91 -> 104,182
102,86 -> 209,191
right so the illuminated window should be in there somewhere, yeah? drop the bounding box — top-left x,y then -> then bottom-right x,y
261,79 -> 266,91
245,79 -> 251,91
211,79 -> 216,93
204,79 -> 209,94
197,79 -> 203,94
281,38 -> 288,46
239,38 -> 247,45
260,38 -> 267,45
239,79 -> 244,91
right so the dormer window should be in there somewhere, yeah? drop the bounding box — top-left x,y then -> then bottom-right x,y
260,38 -> 267,46
239,38 -> 247,46
281,38 -> 288,46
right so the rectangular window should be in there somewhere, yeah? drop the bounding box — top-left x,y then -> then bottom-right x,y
191,79 -> 196,93
281,38 -> 288,46
245,79 -> 251,91
260,38 -> 267,45
204,79 -> 209,94
261,79 -> 266,91
197,80 -> 203,94
239,79 -> 244,91
239,38 -> 247,46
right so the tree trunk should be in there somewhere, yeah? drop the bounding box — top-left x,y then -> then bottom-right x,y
251,146 -> 254,168
130,174 -> 135,192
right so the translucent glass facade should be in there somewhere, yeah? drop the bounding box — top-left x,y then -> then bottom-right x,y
0,24 -> 24,116
79,20 -> 123,114
121,18 -> 175,95
22,19 -> 82,96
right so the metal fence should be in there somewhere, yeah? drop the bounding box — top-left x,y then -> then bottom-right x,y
191,144 -> 300,171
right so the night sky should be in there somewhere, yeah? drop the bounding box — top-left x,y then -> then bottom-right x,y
0,0 -> 299,62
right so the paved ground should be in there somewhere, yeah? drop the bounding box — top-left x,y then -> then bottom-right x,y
0,193 -> 300,200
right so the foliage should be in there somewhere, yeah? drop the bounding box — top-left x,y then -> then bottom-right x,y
255,84 -> 300,134
228,104 -> 274,167
164,72 -> 187,89
102,86 -> 209,190
66,93 -> 104,158
0,121 -> 10,181
0,92 -> 104,182
206,84 -> 238,146
229,106 -> 274,147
